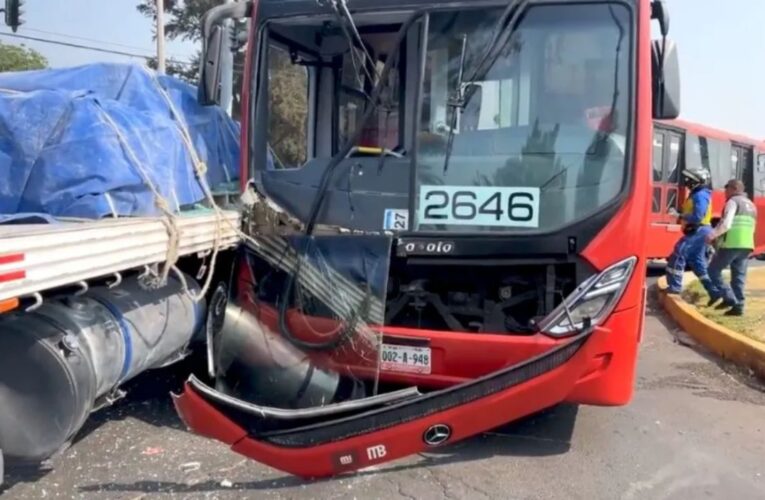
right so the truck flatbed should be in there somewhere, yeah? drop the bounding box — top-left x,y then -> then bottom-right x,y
0,210 -> 241,305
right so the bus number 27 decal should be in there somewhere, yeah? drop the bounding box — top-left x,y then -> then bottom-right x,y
418,186 -> 541,228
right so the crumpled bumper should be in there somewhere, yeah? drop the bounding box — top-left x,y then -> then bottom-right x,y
172,325 -> 598,479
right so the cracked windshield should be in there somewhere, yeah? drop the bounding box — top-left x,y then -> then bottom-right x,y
1,0 -> 764,498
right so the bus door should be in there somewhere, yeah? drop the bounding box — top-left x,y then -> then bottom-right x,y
751,148 -> 765,255
731,143 -> 754,199
651,128 -> 683,224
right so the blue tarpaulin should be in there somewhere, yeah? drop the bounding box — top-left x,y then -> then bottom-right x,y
0,63 -> 240,220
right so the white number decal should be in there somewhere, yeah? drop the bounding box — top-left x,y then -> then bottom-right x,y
384,209 -> 409,230
418,186 -> 540,228
366,444 -> 387,461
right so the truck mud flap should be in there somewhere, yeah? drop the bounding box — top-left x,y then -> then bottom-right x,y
172,327 -> 594,478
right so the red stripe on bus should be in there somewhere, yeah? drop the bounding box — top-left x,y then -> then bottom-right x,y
0,254 -> 24,265
0,270 -> 26,283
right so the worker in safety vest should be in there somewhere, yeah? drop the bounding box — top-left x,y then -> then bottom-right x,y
705,179 -> 758,316
665,169 -> 715,296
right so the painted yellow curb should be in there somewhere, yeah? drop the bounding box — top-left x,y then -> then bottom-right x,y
656,270 -> 765,380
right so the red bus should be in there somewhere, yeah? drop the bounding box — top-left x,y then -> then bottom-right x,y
649,119 -> 765,260
174,0 -> 680,478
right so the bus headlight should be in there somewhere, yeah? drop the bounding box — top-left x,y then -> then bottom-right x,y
538,257 -> 638,337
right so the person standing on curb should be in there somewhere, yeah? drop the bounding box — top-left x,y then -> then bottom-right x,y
665,169 -> 715,296
705,179 -> 758,316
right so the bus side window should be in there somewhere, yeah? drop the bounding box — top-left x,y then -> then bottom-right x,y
652,132 -> 663,214
667,136 -> 681,183
685,134 -> 713,185
267,43 -> 311,169
652,133 -> 664,182
664,135 -> 681,214
703,137 -> 732,189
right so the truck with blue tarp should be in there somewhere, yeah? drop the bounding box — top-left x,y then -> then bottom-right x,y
0,62 -> 243,475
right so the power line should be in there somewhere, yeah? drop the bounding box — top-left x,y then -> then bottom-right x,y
22,27 -> 189,60
0,32 -> 195,66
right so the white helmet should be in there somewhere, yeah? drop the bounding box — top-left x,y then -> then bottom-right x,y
682,168 -> 710,189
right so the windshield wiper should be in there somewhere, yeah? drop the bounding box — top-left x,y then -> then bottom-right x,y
442,0 -> 530,174
442,33 -> 468,173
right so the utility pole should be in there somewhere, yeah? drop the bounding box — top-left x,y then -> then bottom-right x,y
219,0 -> 234,115
156,0 -> 166,74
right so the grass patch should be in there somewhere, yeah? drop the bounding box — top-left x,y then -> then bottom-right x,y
682,270 -> 765,344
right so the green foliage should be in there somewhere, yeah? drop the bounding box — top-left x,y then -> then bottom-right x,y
684,273 -> 765,342
137,0 -> 219,42
0,42 -> 47,72
137,0 -> 311,164
137,0 -> 247,121
267,47 -> 308,167
146,54 -> 200,84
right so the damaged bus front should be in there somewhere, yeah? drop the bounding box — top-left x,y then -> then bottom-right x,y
174,0 -> 680,478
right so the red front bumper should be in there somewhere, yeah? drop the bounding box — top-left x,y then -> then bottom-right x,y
172,306 -> 640,478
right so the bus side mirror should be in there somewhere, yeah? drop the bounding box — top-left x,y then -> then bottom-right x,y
651,0 -> 670,37
200,25 -> 224,106
758,154 -> 765,172
651,38 -> 681,120
198,1 -> 252,106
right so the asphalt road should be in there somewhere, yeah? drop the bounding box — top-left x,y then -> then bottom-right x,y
3,275 -> 765,500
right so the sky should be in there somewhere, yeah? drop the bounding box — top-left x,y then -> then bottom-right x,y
0,1 -> 197,70
0,0 -> 763,138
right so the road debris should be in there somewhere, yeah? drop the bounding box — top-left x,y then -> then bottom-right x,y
180,462 -> 201,473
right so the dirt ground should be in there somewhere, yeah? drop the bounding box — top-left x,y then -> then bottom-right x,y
684,267 -> 765,342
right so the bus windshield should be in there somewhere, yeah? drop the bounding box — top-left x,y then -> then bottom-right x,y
415,3 -> 632,233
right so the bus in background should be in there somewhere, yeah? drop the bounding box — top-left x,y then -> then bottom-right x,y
648,118 -> 765,261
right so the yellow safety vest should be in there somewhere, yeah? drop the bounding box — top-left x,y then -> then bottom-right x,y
681,196 -> 712,226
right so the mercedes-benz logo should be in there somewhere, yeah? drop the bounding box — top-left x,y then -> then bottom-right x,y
423,424 -> 451,447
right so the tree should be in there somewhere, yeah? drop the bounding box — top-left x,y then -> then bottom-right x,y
137,0 -> 216,43
267,47 -> 308,167
0,42 -> 47,72
137,1 -> 309,165
137,0 -> 246,119
146,55 -> 199,83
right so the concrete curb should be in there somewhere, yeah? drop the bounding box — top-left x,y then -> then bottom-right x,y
656,270 -> 765,380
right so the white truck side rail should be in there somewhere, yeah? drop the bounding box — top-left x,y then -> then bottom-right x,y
0,211 -> 240,306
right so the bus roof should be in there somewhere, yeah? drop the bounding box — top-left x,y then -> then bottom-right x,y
656,118 -> 761,147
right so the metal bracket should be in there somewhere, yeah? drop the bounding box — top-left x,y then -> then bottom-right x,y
93,388 -> 127,411
74,281 -> 89,296
107,272 -> 123,289
25,292 -> 43,312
